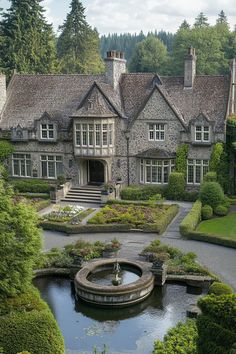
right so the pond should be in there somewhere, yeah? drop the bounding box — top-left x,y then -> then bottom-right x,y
34,276 -> 202,354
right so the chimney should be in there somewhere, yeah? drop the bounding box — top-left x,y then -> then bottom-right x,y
231,58 -> 236,114
105,51 -> 126,90
0,74 -> 6,116
184,47 -> 196,89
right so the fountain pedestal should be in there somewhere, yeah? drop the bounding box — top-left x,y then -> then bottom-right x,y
151,261 -> 167,286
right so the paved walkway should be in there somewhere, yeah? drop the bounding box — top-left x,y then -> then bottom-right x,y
42,201 -> 236,291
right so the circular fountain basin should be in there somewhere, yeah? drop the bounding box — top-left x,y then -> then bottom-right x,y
75,258 -> 155,307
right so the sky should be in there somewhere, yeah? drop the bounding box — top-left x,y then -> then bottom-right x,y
1,0 -> 236,35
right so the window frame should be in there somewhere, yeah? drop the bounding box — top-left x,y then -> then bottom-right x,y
148,123 -> 165,142
140,159 -> 175,184
194,125 -> 210,143
75,122 -> 114,148
40,123 -> 55,140
187,159 -> 209,184
12,153 -> 32,177
40,155 -> 63,179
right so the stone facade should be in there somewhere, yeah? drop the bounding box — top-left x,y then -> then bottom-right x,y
0,49 -> 235,189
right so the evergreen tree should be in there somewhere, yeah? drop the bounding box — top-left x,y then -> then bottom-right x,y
194,12 -> 209,28
129,36 -> 168,74
0,0 -> 58,79
216,10 -> 228,26
179,20 -> 191,30
57,0 -> 104,74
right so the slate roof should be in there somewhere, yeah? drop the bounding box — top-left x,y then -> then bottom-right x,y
0,71 -> 230,132
136,148 -> 176,159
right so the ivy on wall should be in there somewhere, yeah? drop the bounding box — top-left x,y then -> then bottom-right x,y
175,144 -> 189,177
209,142 -> 224,171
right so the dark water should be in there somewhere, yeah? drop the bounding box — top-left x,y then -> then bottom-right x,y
88,269 -> 140,286
34,276 -> 202,354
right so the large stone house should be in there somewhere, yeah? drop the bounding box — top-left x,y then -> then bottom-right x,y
0,48 -> 235,197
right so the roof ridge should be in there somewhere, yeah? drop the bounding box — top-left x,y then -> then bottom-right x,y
14,73 -> 106,78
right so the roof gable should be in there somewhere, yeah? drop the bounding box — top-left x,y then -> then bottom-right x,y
72,82 -> 121,118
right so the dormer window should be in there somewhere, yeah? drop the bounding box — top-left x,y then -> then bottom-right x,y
41,123 -> 54,139
195,126 -> 210,142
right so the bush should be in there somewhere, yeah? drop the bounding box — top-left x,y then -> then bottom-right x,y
182,191 -> 199,202
204,171 -> 217,182
197,294 -> 236,354
11,179 -> 50,194
153,320 -> 198,354
120,185 -> 165,200
0,288 -> 65,354
179,200 -> 202,237
201,205 -> 213,220
214,205 -> 229,216
209,282 -> 233,296
199,182 -> 225,208
166,172 -> 185,200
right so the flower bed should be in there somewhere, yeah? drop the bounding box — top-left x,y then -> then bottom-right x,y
41,205 -> 94,225
88,203 -> 179,234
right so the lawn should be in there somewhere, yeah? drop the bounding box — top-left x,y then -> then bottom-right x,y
197,212 -> 236,240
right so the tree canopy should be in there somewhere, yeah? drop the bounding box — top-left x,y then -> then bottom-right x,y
0,179 -> 42,299
57,0 -> 104,74
0,0 -> 58,79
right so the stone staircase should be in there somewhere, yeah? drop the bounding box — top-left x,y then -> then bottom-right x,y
61,186 -> 102,204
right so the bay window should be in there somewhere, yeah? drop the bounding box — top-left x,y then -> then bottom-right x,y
140,159 -> 175,184
75,122 -> 114,148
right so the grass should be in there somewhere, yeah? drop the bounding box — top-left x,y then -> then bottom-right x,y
197,212 -> 236,240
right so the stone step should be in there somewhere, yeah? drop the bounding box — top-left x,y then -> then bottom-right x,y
65,194 -> 101,201
61,197 -> 101,204
68,190 -> 101,196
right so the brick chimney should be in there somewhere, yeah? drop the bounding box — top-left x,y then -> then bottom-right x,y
105,51 -> 126,90
184,47 -> 196,89
0,74 -> 6,116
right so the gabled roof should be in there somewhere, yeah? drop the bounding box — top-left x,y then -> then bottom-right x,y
71,82 -> 121,118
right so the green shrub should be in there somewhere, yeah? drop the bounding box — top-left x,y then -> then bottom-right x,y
166,172 -> 185,200
120,185 -> 165,200
204,171 -> 217,182
179,200 -> 202,237
182,191 -> 199,202
0,288 -> 65,354
199,182 -> 225,208
175,144 -> 189,176
187,231 -> 236,248
209,282 -> 233,296
201,205 -> 213,220
11,179 -> 50,194
214,205 -> 229,216
197,294 -> 236,354
0,140 -> 14,162
153,320 -> 198,354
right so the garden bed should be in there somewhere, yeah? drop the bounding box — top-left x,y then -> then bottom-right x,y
87,203 -> 179,234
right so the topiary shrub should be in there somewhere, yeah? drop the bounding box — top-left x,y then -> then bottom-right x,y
201,205 -> 213,220
166,172 -> 185,200
199,181 -> 225,208
203,171 -> 217,182
214,204 -> 229,216
209,282 -> 233,296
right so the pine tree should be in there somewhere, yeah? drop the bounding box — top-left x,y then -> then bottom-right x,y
194,12 -> 209,28
216,10 -> 228,26
179,20 -> 191,30
57,0 -> 104,74
0,0 -> 58,79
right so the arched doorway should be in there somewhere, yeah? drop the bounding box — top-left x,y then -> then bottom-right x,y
88,160 -> 105,185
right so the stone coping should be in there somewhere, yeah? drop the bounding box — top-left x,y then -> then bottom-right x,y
75,258 -> 154,295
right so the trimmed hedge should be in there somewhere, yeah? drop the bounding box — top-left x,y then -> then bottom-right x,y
201,205 -> 213,220
0,288 -> 65,354
203,171 -> 217,182
166,172 -> 185,200
120,185 -> 165,200
179,200 -> 202,237
186,231 -> 236,249
153,319 -> 198,354
11,179 -> 50,194
199,182 -> 225,208
197,294 -> 236,354
209,282 -> 233,296
214,205 -> 229,216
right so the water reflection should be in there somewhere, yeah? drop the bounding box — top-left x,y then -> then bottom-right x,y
34,276 -> 202,354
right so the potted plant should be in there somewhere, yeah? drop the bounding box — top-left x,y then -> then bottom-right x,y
102,238 -> 121,258
57,175 -> 66,189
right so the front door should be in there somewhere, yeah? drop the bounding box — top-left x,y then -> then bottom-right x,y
88,160 -> 105,185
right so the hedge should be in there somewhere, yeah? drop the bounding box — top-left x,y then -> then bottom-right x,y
0,288 -> 65,354
120,185 -> 166,200
166,172 -> 185,200
40,205 -> 179,235
11,179 -> 50,194
186,231 -> 236,249
179,200 -> 202,237
201,205 -> 213,220
199,182 -> 225,208
209,282 -> 233,296
197,294 -> 236,354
